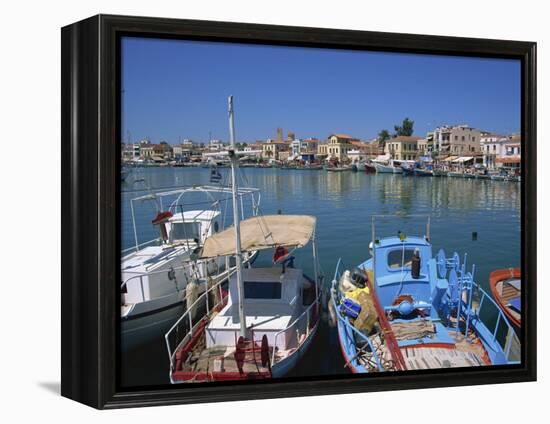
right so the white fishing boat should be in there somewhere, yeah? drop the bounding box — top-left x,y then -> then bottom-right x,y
374,161 -> 403,174
121,185 -> 260,351
164,96 -> 323,383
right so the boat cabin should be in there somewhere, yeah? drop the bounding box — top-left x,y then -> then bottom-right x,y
166,210 -> 222,245
121,209 -> 221,308
370,235 -> 434,310
206,267 -> 308,351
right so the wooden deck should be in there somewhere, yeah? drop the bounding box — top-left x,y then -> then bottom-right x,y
181,331 -> 271,375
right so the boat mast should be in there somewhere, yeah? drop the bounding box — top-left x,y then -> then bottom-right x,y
228,95 -> 247,338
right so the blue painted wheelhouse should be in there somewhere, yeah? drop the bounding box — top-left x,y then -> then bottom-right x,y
331,216 -> 519,373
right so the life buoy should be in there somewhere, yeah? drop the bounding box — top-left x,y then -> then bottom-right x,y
151,210 -> 173,225
273,246 -> 290,264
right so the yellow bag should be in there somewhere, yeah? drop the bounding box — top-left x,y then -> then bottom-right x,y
344,286 -> 370,301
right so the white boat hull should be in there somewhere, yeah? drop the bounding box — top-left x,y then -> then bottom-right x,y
374,163 -> 395,173
122,297 -> 186,351
122,251 -> 258,351
271,320 -> 319,378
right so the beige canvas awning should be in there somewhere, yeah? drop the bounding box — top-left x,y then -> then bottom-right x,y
200,215 -> 316,258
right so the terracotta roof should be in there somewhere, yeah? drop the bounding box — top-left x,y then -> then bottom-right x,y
330,133 -> 353,139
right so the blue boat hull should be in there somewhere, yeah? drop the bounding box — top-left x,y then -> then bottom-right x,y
332,239 -> 518,373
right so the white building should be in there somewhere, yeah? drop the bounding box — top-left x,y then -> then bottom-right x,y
209,139 -> 225,151
347,149 -> 368,164
480,134 -> 521,169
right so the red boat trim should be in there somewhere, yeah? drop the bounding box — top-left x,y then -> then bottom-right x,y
489,268 -> 521,329
366,275 -> 408,371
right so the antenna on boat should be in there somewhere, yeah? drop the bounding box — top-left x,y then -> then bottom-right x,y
228,95 -> 247,338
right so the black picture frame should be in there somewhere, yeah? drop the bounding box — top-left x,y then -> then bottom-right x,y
61,14 -> 537,409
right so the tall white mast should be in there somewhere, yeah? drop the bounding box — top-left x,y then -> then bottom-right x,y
228,96 -> 247,338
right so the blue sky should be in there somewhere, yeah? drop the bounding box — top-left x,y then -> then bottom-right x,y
121,37 -> 520,144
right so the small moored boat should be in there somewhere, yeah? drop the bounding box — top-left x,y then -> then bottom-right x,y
164,96 -> 323,383
489,268 -> 521,331
331,216 -> 519,373
121,185 -> 260,351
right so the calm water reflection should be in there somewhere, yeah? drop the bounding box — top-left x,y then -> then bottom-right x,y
120,167 -> 520,385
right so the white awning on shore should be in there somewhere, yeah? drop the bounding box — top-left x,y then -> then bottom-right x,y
452,156 -> 474,163
200,215 -> 316,258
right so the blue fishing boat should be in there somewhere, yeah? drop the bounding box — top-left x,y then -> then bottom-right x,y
401,164 -> 414,176
330,216 -> 519,373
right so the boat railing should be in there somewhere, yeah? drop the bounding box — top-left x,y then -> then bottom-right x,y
270,288 -> 322,366
121,261 -> 202,302
128,185 -> 261,254
164,276 -> 228,375
331,258 -> 385,371
470,282 -> 520,363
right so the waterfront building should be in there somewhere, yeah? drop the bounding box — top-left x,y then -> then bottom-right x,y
301,138 -> 319,162
429,125 -> 481,156
208,139 -> 225,151
317,134 -> 356,162
290,139 -> 302,157
363,140 -> 385,157
173,142 -> 200,162
156,141 -> 173,160
261,140 -> 290,161
139,143 -> 154,159
480,133 -> 521,169
417,138 -> 430,155
384,136 -> 421,160
278,150 -> 291,162
287,137 -> 318,162
498,134 -> 521,168
122,143 -> 141,162
173,144 -> 184,160
480,133 -> 506,169
347,149 -> 368,164
243,143 -> 263,159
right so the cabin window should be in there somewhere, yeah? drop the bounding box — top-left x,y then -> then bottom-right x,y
170,222 -> 200,240
387,248 -> 416,269
244,281 -> 282,300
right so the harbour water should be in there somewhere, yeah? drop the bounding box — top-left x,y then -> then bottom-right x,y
120,167 -> 520,387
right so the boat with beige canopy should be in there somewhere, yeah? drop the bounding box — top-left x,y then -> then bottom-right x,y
164,97 -> 323,383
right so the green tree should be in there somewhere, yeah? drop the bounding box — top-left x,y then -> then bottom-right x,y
378,129 -> 391,143
394,118 -> 414,137
377,129 -> 391,150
